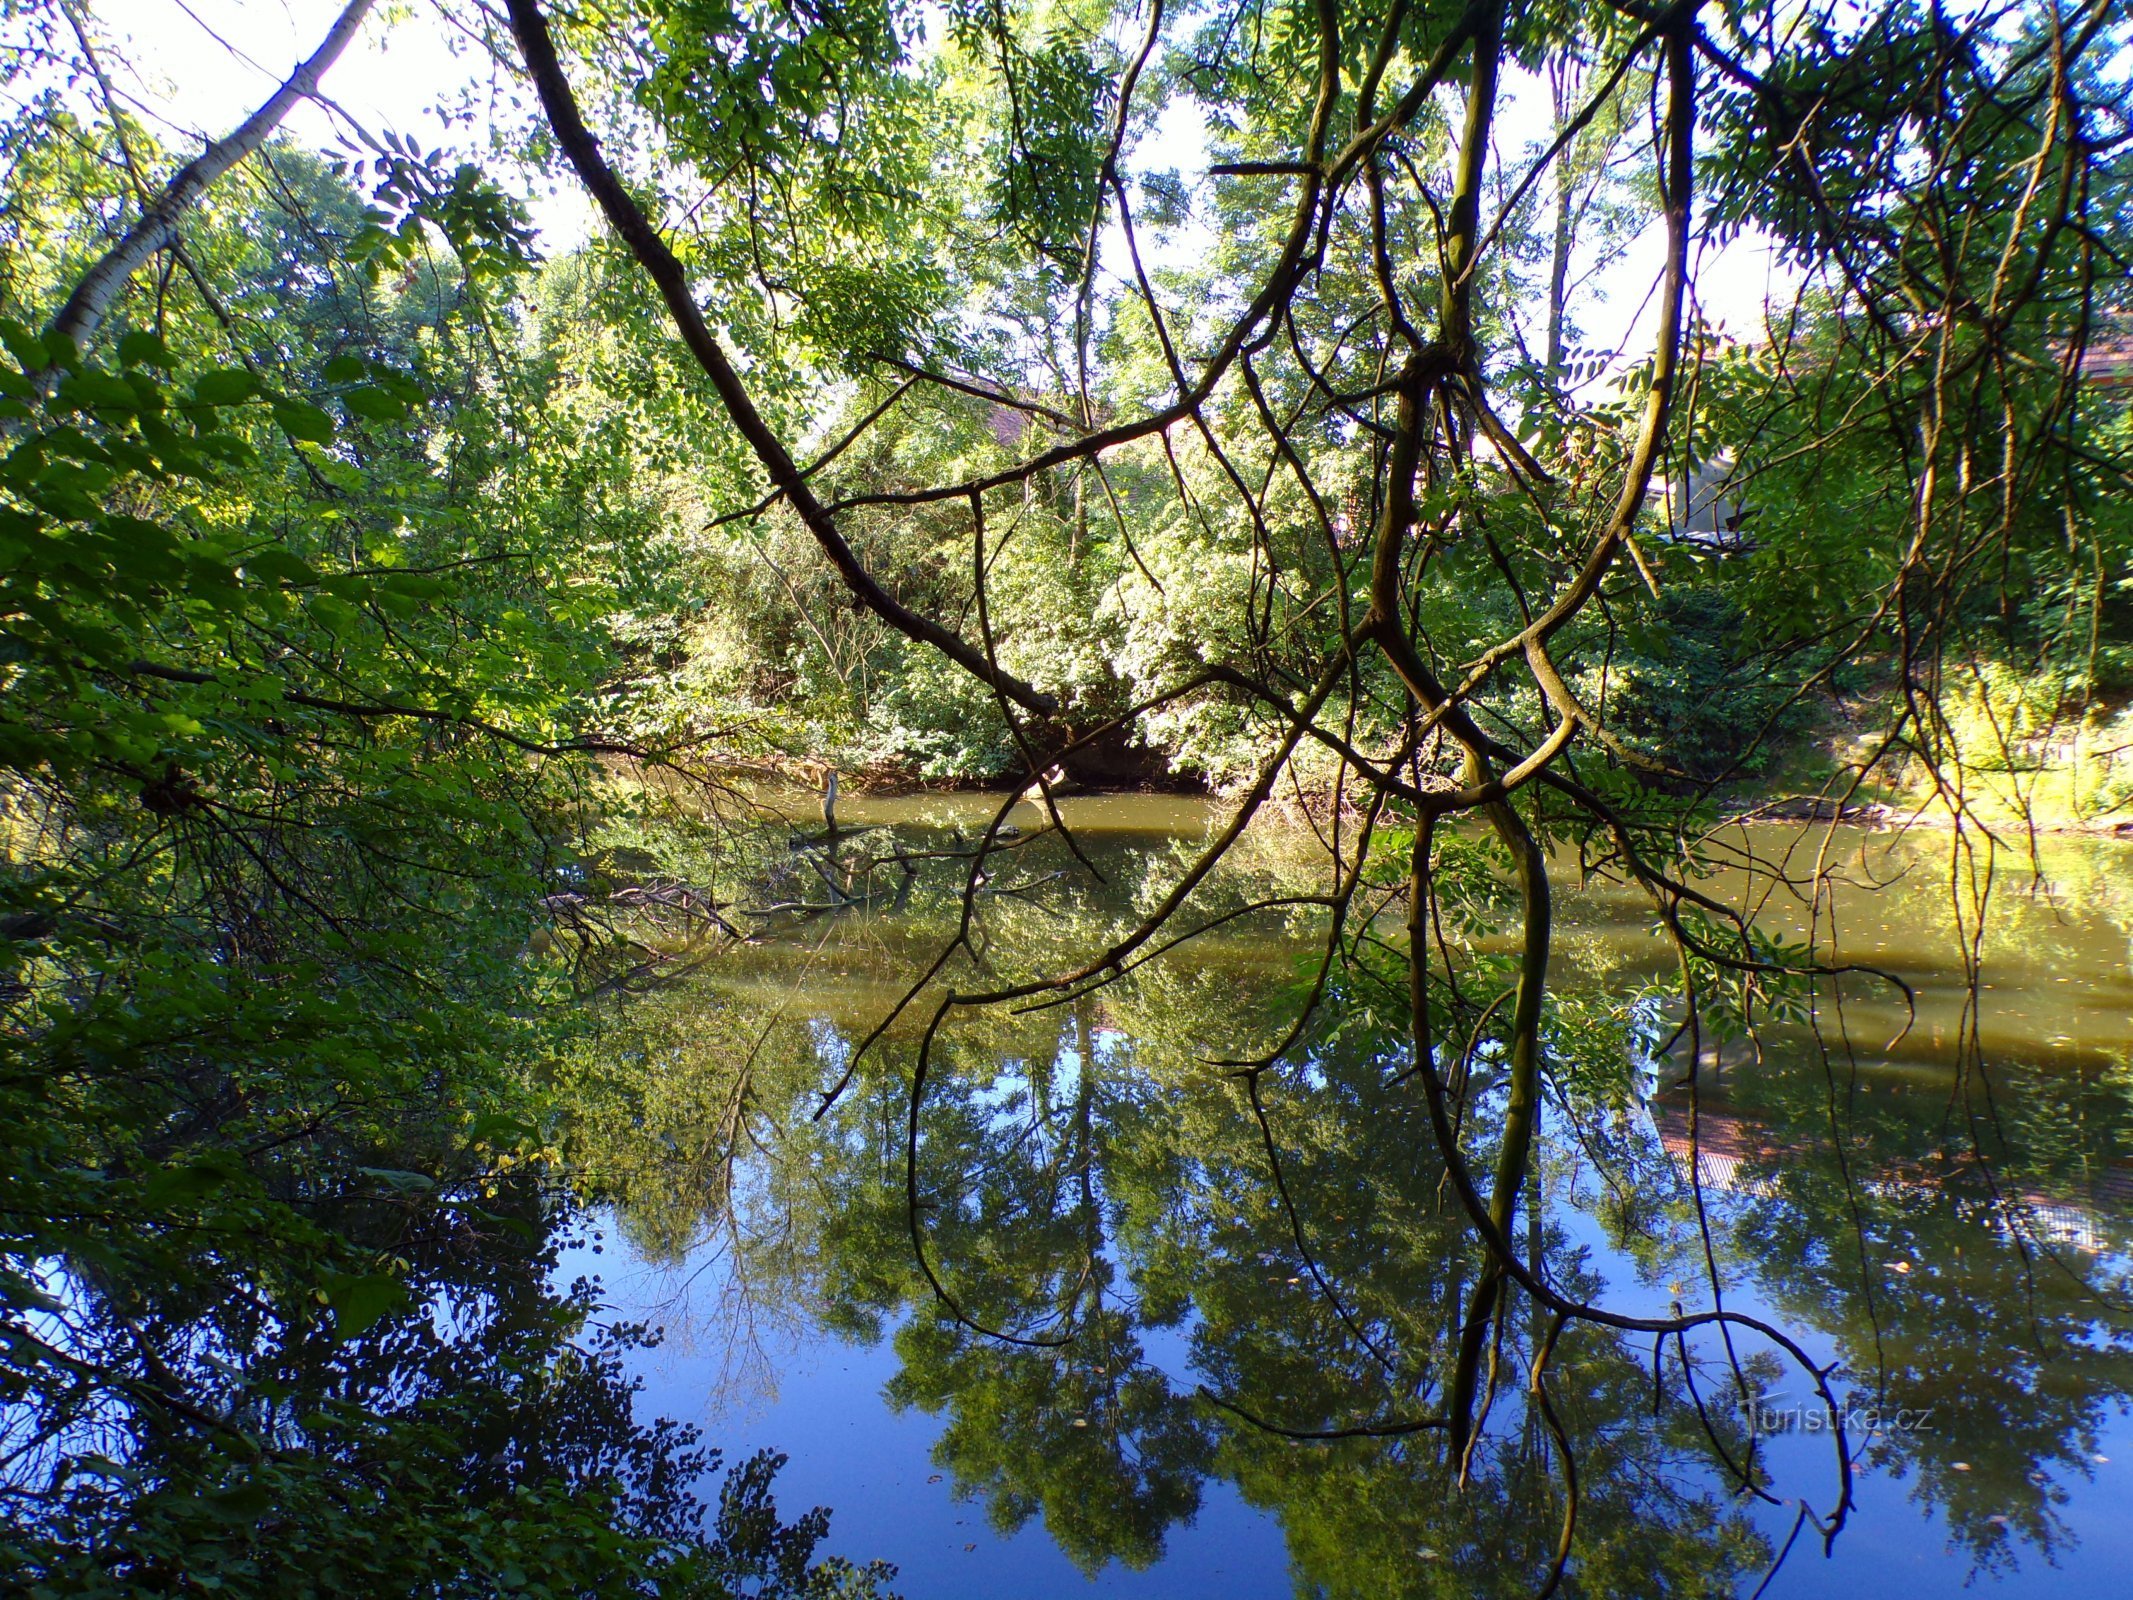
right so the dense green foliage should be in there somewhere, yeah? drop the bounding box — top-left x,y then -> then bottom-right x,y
2,0 -> 2130,1592
0,75 -> 884,1597
499,0 -> 2133,799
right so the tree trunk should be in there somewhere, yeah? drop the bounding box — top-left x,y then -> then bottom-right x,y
44,0 -> 378,353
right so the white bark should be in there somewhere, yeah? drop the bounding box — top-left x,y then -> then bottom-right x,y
44,0 -> 378,351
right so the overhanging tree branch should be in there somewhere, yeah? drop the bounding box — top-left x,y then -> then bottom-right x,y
503,0 -> 1060,717
44,0 -> 379,351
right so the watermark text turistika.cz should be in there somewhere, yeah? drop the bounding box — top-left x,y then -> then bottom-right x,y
1739,1397 -> 1936,1435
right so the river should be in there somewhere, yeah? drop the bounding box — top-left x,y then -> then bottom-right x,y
556,794 -> 2133,1597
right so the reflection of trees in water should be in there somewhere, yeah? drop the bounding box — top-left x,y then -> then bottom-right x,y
807,998 -> 1773,1592
1640,1057 -> 2133,1578
3,1171 -> 892,1596
567,820 -> 2133,1593
570,899 -> 1761,1590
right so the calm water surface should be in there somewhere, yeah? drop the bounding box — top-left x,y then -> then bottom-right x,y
563,796 -> 2133,1597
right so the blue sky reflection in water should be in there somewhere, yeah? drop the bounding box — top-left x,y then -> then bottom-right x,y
559,801 -> 2133,1598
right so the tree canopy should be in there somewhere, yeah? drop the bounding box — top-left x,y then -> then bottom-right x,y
2,0 -> 2130,1592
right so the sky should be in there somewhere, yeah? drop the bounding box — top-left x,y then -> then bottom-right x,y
79,0 -> 1797,382
94,1 -> 483,154
88,0 -> 595,239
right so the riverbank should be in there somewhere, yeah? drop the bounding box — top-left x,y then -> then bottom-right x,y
751,758 -> 2133,842
1744,677 -> 2133,838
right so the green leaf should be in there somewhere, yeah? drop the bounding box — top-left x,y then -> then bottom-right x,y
200,1480 -> 275,1523
343,385 -> 408,423
0,318 -> 46,371
271,399 -> 335,442
191,369 -> 259,406
56,371 -> 143,413
464,1110 -> 536,1148
117,330 -> 174,369
322,1271 -> 409,1339
241,546 -> 320,585
142,1155 -> 240,1208
356,1166 -> 437,1194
